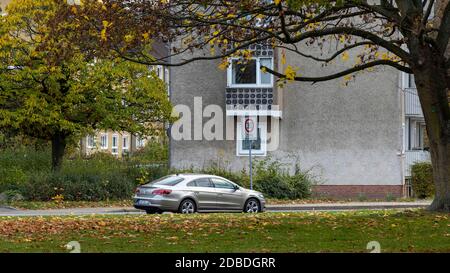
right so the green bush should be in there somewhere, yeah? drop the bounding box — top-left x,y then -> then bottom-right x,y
0,146 -> 51,174
18,172 -> 54,201
0,145 -> 171,201
411,162 -> 434,199
16,158 -> 138,201
130,164 -> 169,185
0,147 -> 51,193
254,173 -> 292,199
253,160 -> 313,199
129,141 -> 168,164
0,167 -> 28,192
286,168 -> 313,199
50,172 -> 134,201
203,164 -> 250,188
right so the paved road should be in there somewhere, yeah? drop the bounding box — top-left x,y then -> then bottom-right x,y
0,201 -> 431,217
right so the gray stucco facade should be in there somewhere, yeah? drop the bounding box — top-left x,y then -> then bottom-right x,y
169,45 -> 404,198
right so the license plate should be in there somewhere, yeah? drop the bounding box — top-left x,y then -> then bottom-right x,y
136,200 -> 151,206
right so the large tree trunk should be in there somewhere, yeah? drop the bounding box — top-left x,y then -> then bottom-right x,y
51,133 -> 67,172
413,48 -> 450,212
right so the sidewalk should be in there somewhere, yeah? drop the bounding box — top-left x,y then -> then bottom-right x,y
0,201 -> 431,217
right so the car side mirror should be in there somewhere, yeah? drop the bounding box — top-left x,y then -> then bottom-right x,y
234,185 -> 240,191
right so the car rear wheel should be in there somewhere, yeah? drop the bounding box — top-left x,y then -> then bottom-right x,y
178,199 -> 196,214
244,198 -> 260,213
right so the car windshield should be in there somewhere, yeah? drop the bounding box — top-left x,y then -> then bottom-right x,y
147,176 -> 184,186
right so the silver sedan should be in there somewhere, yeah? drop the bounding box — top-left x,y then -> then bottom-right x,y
133,174 -> 266,214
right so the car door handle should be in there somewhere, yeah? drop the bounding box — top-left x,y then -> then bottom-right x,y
217,193 -> 224,196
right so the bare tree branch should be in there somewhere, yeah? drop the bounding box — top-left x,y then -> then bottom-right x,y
262,59 -> 412,84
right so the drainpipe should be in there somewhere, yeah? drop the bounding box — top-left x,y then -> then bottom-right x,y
399,74 -> 406,197
167,42 -> 172,171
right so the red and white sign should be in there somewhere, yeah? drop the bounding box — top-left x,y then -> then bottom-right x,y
243,116 -> 258,140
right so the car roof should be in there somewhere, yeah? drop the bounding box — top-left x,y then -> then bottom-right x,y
170,173 -> 228,180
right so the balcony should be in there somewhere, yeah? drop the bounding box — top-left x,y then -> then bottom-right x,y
224,43 -> 282,118
404,150 -> 431,177
225,88 -> 282,118
405,88 -> 423,116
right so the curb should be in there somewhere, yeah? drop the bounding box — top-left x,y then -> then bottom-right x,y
108,208 -> 141,213
265,204 -> 429,211
0,205 -> 18,211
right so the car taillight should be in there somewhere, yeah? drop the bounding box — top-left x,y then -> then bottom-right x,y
152,189 -> 172,195
135,188 -> 141,194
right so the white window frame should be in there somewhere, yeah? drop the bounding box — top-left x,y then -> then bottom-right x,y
227,57 -> 274,88
237,120 -> 267,156
423,0 -> 435,20
86,135 -> 95,149
413,121 -> 426,150
402,72 -> 416,89
165,67 -> 170,96
156,65 -> 164,80
136,137 -> 146,149
111,134 -> 119,155
122,135 -> 129,151
100,133 -> 108,150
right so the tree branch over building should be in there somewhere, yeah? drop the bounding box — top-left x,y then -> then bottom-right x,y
54,0 -> 450,211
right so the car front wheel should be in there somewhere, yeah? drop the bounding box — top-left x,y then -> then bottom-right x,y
244,198 -> 260,213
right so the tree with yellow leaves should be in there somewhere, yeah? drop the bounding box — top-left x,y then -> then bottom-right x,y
0,0 -> 173,170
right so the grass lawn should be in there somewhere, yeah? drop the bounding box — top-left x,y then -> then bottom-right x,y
0,209 -> 449,253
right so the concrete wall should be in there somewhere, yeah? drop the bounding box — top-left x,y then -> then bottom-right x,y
169,42 -> 403,188
274,45 -> 402,186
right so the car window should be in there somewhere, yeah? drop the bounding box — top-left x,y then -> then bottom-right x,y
186,181 -> 196,187
192,178 -> 213,187
211,178 -> 236,189
148,176 -> 184,186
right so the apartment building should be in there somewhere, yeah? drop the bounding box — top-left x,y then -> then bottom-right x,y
168,40 -> 433,199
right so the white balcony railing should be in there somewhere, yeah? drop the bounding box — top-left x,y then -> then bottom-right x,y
405,150 -> 431,177
225,104 -> 283,118
405,88 -> 423,116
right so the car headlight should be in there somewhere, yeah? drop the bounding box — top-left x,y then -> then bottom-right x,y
257,193 -> 265,199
